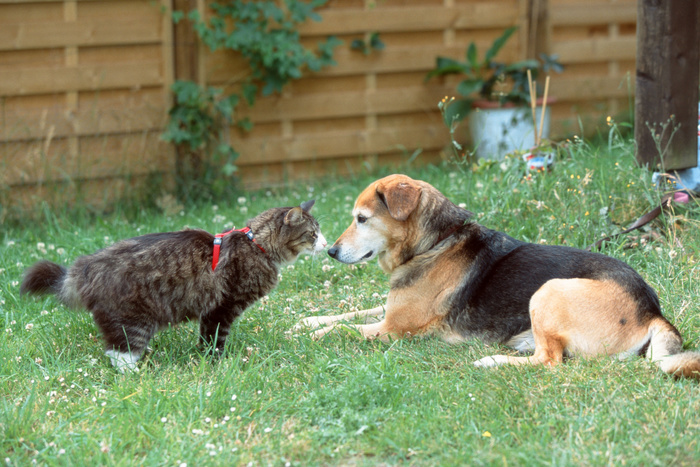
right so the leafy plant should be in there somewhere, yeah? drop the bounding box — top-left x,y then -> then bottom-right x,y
162,80 -> 239,201
163,0 -> 342,201
426,26 -> 562,120
188,0 -> 342,101
350,32 -> 385,56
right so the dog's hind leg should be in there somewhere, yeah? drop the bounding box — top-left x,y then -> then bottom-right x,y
474,278 -> 653,368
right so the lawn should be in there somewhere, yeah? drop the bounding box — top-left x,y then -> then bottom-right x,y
2,132 -> 700,466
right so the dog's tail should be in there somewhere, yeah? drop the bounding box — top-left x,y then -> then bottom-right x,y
646,318 -> 700,379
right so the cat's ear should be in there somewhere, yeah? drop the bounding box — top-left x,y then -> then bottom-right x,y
300,200 -> 315,213
284,206 -> 304,226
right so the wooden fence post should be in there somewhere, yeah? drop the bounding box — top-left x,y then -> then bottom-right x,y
172,0 -> 202,83
635,0 -> 700,170
526,0 -> 550,60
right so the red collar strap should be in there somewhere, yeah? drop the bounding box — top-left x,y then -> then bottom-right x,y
212,227 -> 266,271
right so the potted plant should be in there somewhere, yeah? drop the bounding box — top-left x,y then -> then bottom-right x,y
426,26 -> 563,160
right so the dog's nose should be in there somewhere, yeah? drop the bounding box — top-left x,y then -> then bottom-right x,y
328,246 -> 338,258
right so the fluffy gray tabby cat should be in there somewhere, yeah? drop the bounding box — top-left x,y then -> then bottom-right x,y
21,200 -> 326,371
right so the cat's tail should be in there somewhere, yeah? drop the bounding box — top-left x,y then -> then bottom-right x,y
21,260 -> 66,296
21,260 -> 83,309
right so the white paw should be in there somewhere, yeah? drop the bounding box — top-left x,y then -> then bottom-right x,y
292,316 -> 327,332
473,355 -> 509,368
106,350 -> 141,373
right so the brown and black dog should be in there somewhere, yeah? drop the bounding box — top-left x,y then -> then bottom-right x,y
297,174 -> 700,378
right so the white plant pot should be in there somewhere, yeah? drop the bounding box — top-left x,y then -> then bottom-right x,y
469,105 -> 550,160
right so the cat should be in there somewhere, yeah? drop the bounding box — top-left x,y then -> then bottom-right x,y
20,200 -> 326,371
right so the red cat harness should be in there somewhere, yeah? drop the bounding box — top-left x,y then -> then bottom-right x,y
212,227 -> 265,271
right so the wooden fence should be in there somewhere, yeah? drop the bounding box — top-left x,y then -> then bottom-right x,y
0,0 -> 638,212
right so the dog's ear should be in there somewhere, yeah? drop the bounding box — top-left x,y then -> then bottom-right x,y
284,206 -> 304,226
376,180 -> 422,221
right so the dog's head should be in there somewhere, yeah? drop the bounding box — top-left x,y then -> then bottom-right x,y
328,174 -> 470,272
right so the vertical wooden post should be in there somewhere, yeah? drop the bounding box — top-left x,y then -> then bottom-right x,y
526,0 -> 550,60
170,0 -> 205,192
635,0 -> 700,170
172,0 -> 202,83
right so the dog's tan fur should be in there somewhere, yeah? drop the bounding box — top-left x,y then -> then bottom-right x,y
297,174 -> 700,378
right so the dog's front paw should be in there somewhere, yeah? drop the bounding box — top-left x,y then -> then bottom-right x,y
292,316 -> 327,332
473,355 -> 509,368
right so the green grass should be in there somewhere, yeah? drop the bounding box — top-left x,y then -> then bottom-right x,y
2,132 -> 700,466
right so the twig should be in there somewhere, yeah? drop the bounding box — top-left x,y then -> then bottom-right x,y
527,70 -> 538,146
537,75 -> 550,145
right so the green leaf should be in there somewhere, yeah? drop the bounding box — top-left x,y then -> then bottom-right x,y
369,32 -> 385,51
442,98 -> 472,124
466,42 -> 478,69
502,59 -> 540,73
484,26 -> 517,63
456,79 -> 483,97
425,57 -> 469,80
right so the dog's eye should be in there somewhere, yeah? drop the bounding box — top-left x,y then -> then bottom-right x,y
357,215 -> 367,224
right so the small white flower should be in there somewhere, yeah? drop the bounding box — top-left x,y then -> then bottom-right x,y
56,248 -> 66,256
322,265 -> 333,272
25,323 -> 34,330
204,417 -> 211,423
231,394 -> 237,401
237,197 -> 247,205
264,427 -> 272,433
161,417 -> 167,423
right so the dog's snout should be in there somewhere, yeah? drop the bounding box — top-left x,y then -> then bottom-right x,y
328,246 -> 339,258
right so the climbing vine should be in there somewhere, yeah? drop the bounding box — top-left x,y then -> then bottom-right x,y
163,0 -> 341,200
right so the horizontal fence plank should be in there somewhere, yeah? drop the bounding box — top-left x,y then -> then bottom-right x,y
2,133 -> 171,186
0,18 -> 162,50
551,3 -> 636,26
299,4 -> 518,35
234,125 -> 447,165
552,37 -> 636,64
0,61 -> 163,96
236,151 -> 443,189
550,76 -> 635,101
238,85 -> 451,123
207,44 -> 520,81
1,106 -> 167,142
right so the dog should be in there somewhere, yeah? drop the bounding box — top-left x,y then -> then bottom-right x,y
296,174 -> 700,378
